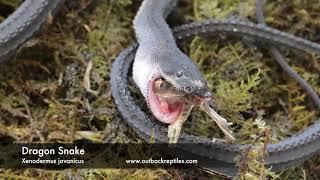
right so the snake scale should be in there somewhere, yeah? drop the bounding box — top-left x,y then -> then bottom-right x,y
111,0 -> 320,177
0,0 -> 64,63
0,0 -> 319,178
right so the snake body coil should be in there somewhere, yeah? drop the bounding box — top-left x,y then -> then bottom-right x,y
1,0 -> 319,177
0,0 -> 64,62
111,1 -> 320,177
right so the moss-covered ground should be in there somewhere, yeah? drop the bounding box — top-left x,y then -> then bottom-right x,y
0,0 -> 319,179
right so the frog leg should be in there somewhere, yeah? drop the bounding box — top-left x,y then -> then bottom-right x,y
168,104 -> 194,143
201,102 -> 235,142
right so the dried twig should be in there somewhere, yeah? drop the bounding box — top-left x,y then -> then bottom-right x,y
84,60 -> 98,96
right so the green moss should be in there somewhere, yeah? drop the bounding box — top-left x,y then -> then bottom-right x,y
185,0 -> 320,178
192,0 -> 255,20
0,0 -> 319,179
215,69 -> 261,118
236,120 -> 280,180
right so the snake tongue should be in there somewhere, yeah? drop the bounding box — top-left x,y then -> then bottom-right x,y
160,101 -> 170,113
160,100 -> 181,113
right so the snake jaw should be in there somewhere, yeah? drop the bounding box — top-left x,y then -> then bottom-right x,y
147,77 -> 185,124
146,74 -> 210,125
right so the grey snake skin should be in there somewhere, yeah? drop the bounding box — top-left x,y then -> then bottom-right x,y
0,0 -> 64,63
0,0 -> 319,177
111,0 -> 320,177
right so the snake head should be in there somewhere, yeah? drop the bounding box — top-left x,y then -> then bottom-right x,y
133,46 -> 212,124
159,50 -> 212,99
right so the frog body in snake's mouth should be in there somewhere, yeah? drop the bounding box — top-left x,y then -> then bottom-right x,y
148,77 -> 202,124
147,78 -> 234,143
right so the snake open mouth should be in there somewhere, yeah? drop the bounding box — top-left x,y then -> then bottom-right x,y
147,78 -> 185,124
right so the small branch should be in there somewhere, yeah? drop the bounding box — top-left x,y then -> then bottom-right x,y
84,60 -> 98,96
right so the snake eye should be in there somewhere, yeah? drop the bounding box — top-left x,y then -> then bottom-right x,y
176,71 -> 183,77
185,86 -> 192,93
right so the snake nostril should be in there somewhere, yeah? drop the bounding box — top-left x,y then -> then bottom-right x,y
205,91 -> 212,98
